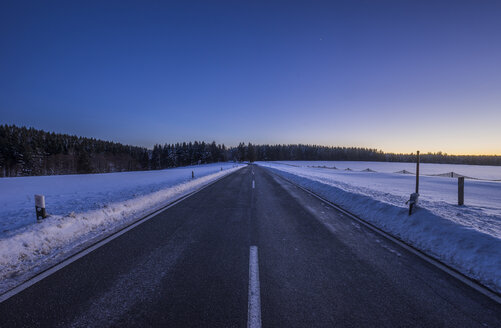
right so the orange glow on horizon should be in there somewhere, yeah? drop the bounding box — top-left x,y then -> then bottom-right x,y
376,149 -> 501,156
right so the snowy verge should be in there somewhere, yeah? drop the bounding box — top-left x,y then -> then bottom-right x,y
0,165 -> 244,294
258,163 -> 501,294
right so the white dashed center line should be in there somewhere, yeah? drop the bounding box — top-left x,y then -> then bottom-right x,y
248,246 -> 262,328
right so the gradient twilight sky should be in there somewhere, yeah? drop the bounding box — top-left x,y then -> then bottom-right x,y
1,1 -> 500,154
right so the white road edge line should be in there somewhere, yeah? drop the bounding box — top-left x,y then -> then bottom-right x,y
248,246 -> 262,328
0,167 -> 243,304
268,170 -> 501,305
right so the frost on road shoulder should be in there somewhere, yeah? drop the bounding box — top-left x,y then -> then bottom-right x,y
257,161 -> 501,294
0,163 -> 244,293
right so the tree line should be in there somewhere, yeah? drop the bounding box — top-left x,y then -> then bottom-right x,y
0,125 -> 230,177
1,125 -> 500,177
233,143 -> 501,166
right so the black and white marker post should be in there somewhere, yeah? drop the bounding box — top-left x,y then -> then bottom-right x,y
35,194 -> 47,221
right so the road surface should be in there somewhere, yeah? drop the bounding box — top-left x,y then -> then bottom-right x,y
0,165 -> 500,327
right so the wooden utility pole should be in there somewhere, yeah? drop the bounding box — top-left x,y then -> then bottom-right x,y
416,151 -> 420,194
407,151 -> 421,215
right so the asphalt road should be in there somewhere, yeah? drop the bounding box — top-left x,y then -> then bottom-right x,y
0,165 -> 500,327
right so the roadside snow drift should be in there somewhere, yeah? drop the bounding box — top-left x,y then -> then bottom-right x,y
0,163 -> 244,293
257,161 -> 501,294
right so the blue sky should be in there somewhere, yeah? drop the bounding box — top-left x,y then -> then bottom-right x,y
1,1 -> 500,154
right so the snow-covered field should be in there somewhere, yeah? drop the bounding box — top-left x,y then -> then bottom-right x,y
284,160 -> 501,181
0,163 -> 244,293
257,161 -> 501,293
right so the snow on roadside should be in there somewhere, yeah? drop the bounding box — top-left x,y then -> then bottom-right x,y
0,164 -> 244,293
257,162 -> 501,294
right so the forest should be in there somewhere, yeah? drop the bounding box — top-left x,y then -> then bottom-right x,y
236,144 -> 501,166
1,125 -> 500,177
0,125 -> 228,177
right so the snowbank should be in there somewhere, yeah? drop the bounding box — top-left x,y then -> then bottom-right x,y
257,162 -> 501,294
0,164 -> 244,293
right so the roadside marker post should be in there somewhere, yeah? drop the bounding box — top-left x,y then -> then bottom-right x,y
35,195 -> 47,221
192,171 -> 194,179
458,177 -> 465,206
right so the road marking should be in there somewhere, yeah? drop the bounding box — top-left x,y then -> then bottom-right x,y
0,168 -> 244,304
248,246 -> 262,328
252,180 -> 255,189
